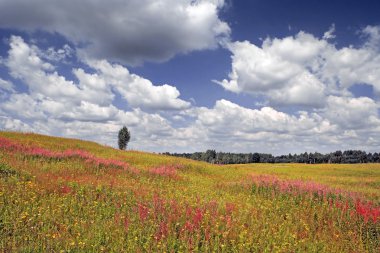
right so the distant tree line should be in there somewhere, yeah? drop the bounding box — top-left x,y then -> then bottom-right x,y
163,150 -> 380,164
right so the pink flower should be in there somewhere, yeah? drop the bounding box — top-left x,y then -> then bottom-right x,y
0,136 -> 138,174
148,165 -> 179,179
155,221 -> 168,241
123,217 -> 130,232
60,185 -> 72,194
193,208 -> 203,228
138,203 -> 149,222
249,173 -> 379,224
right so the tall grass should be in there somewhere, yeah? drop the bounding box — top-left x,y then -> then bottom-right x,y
0,132 -> 379,252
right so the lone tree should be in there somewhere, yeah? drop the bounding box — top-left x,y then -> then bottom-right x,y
118,126 -> 130,150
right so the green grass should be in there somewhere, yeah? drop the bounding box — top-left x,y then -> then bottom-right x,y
0,131 -> 379,252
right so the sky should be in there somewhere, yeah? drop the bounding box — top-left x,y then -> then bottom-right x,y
0,0 -> 380,154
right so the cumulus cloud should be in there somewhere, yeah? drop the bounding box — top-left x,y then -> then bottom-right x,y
219,26 -> 380,106
6,36 -> 114,106
0,35 -> 193,151
38,44 -> 74,62
178,100 -> 328,153
0,36 -> 196,149
1,32 -> 380,154
362,25 -> 380,49
0,78 -> 14,92
323,96 -> 380,129
321,30 -> 380,94
1,93 -> 47,120
182,98 -> 380,153
86,59 -> 191,110
194,99 -> 333,136
323,24 -> 336,40
0,0 -> 230,65
214,26 -> 380,151
5,36 -> 190,111
0,116 -> 34,132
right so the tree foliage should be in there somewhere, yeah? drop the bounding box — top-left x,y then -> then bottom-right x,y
164,150 -> 380,164
118,126 -> 130,150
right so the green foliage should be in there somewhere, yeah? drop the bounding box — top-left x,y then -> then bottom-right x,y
0,163 -> 17,178
168,149 -> 380,164
118,126 -> 130,150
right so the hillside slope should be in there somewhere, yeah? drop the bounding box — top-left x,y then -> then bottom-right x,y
0,131 -> 379,252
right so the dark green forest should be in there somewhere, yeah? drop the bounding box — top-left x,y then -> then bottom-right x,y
164,150 -> 380,164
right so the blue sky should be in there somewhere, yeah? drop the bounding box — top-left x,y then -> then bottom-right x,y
0,0 -> 380,154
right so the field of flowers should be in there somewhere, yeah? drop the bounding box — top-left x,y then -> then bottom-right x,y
0,131 -> 379,252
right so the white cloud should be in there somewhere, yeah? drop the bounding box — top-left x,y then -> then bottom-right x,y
1,93 -> 47,120
5,36 -> 190,112
0,78 -> 14,92
219,26 -> 380,106
195,99 -> 330,135
218,40 -> 303,93
6,36 -> 98,104
1,32 -> 380,154
266,31 -> 327,63
87,60 -> 191,110
362,25 -> 380,49
321,43 -> 380,94
1,88 -> 380,154
60,101 -> 120,122
265,72 -> 326,106
38,44 -> 74,62
184,98 -> 380,153
0,0 -> 230,65
323,24 -> 336,40
0,106 -> 181,152
173,99 -> 343,153
0,35 -> 192,151
0,116 -> 34,132
323,96 -> 380,129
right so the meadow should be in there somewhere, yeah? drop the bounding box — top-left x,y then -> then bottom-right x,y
0,131 -> 379,252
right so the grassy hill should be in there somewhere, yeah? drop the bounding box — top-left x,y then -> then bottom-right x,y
0,131 -> 379,252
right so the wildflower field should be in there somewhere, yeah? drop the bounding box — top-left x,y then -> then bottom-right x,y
0,132 -> 379,252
